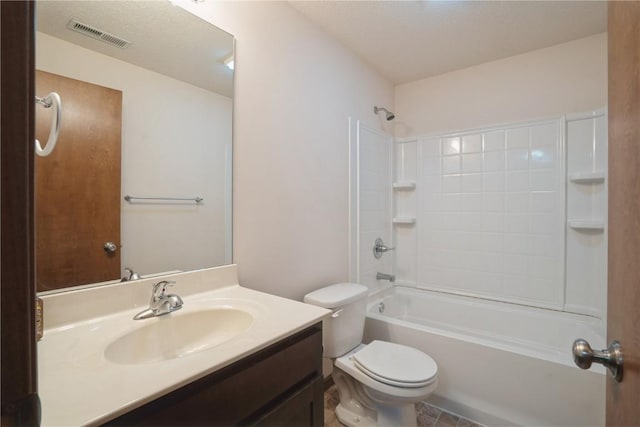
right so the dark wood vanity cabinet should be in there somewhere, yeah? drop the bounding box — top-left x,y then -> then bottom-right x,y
105,323 -> 324,427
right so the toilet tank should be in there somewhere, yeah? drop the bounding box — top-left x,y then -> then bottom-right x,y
303,283 -> 368,358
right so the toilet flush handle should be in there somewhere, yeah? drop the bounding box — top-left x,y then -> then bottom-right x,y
331,309 -> 344,318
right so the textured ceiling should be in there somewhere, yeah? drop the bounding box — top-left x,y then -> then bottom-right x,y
289,1 -> 607,85
36,1 -> 234,97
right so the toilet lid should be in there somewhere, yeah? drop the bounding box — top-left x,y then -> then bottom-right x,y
352,340 -> 437,388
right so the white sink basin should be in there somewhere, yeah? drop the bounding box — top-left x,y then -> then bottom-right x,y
104,308 -> 253,365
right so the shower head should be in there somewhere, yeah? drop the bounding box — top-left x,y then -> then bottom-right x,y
374,106 -> 395,121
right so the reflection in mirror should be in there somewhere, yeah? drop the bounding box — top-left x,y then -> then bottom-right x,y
35,1 -> 234,293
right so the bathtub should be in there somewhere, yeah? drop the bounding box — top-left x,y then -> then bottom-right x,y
363,286 -> 606,426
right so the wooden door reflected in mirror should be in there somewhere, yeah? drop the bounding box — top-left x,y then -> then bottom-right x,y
35,70 -> 122,291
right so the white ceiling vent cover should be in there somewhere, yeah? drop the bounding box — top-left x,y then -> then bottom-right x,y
66,19 -> 131,49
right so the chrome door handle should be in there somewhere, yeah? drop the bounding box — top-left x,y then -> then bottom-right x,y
103,242 -> 117,254
573,339 -> 623,382
373,238 -> 395,259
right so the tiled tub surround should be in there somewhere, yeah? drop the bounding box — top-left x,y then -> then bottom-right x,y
397,119 -> 567,309
393,112 -> 607,317
37,265 -> 329,426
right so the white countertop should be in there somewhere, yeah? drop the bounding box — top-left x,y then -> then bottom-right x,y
38,266 -> 329,426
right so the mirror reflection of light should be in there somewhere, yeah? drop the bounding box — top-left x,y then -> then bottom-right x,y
224,56 -> 235,70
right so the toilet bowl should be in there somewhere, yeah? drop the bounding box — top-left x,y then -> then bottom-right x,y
303,283 -> 438,427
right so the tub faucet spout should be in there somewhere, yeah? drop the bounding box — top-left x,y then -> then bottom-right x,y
376,272 -> 395,282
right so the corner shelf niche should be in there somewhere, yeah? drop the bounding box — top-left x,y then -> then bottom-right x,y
568,219 -> 605,231
568,171 -> 605,184
392,181 -> 416,191
393,217 -> 416,225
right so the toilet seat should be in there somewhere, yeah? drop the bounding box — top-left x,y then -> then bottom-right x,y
352,340 -> 437,388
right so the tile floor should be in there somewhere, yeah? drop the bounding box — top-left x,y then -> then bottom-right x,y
324,384 -> 483,427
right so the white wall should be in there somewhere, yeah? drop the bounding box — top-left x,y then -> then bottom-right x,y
180,2 -> 395,300
36,32 -> 232,278
395,33 -> 607,137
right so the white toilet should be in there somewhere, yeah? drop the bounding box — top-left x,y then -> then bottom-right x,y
304,283 -> 438,427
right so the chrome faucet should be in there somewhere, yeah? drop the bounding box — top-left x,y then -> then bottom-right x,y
133,280 -> 183,320
121,267 -> 141,282
376,272 -> 396,282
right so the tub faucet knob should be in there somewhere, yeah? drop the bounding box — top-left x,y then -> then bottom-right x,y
373,238 -> 395,259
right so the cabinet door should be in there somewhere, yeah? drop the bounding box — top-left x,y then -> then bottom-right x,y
250,376 -> 324,427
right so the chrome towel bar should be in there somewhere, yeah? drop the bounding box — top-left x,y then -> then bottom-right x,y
124,195 -> 203,203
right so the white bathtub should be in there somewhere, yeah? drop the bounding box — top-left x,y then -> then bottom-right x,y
363,286 -> 606,426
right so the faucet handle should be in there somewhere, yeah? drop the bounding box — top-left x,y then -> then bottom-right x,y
152,280 -> 176,299
373,238 -> 395,259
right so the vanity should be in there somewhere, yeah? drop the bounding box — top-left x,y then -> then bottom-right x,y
38,265 -> 329,426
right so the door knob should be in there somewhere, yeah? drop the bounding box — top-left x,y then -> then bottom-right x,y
103,242 -> 117,254
572,339 -> 623,382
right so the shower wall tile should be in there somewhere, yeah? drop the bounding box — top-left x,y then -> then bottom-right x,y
483,151 -> 506,171
443,155 -> 461,174
506,192 -> 529,212
506,171 -> 529,192
461,193 -> 482,211
422,156 -> 441,175
414,119 -> 564,308
530,170 -> 555,191
442,194 -> 461,211
423,175 -> 442,193
462,153 -> 483,173
483,193 -> 505,212
483,130 -> 505,151
530,146 -> 556,169
505,214 -> 530,233
442,137 -> 461,155
507,148 -> 529,170
530,191 -> 556,213
422,138 -> 441,157
462,134 -> 482,153
442,175 -> 462,193
482,172 -> 505,191
461,174 -> 482,193
506,127 -> 530,149
531,123 -> 558,148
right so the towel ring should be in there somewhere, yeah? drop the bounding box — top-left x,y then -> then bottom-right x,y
35,92 -> 62,157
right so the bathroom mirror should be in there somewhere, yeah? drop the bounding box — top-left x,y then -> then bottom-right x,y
34,1 -> 234,293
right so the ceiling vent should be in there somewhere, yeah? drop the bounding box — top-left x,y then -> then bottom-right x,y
66,19 -> 131,49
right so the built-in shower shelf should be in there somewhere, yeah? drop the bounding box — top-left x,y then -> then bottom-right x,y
392,181 -> 416,190
568,171 -> 605,184
568,220 -> 605,231
393,217 -> 416,225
